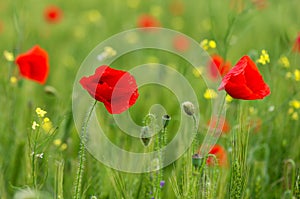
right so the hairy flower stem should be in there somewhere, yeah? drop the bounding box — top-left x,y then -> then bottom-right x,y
31,126 -> 41,189
73,101 -> 97,199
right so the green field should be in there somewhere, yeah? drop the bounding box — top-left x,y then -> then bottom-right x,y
0,0 -> 300,198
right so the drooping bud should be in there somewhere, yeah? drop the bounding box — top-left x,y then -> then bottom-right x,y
44,85 -> 57,96
182,101 -> 195,116
162,114 -> 171,128
192,153 -> 203,168
140,126 -> 152,147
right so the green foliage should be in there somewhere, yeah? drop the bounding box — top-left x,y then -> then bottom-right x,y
0,0 -> 300,198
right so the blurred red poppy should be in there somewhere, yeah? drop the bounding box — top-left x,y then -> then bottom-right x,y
44,5 -> 63,23
173,35 -> 189,52
137,14 -> 160,28
218,55 -> 270,100
251,0 -> 268,10
209,55 -> 231,79
207,116 -> 230,134
79,65 -> 139,114
15,45 -> 49,84
293,33 -> 300,53
249,118 -> 262,133
206,144 -> 227,167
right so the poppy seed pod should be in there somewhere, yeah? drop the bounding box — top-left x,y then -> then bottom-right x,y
182,101 -> 195,116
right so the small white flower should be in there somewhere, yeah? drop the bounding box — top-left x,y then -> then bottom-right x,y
32,121 -> 39,130
36,153 -> 44,159
268,106 -> 275,112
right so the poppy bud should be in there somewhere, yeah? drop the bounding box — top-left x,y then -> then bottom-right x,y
44,85 -> 57,96
162,114 -> 171,128
140,126 -> 152,146
182,101 -> 195,116
192,153 -> 203,168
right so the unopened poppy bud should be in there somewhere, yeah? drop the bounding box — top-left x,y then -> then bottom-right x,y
192,153 -> 203,168
182,101 -> 195,116
140,126 -> 152,146
44,85 -> 57,96
162,114 -> 171,128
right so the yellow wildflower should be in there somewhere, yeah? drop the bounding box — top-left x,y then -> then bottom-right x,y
292,112 -> 298,120
225,95 -> 233,103
278,56 -> 290,68
204,89 -> 218,99
150,6 -> 162,17
3,50 -> 14,61
200,39 -> 217,51
286,72 -> 292,79
193,67 -> 203,77
200,39 -> 209,50
86,10 -> 102,23
32,121 -> 39,130
53,139 -> 62,146
257,50 -> 270,65
289,100 -> 300,109
288,108 -> 294,115
36,108 -> 47,118
42,117 -> 53,133
127,0 -> 140,8
104,46 -> 117,58
208,40 -> 217,49
249,107 -> 257,115
60,143 -> 68,151
294,69 -> 300,81
125,32 -> 139,44
10,76 -> 18,85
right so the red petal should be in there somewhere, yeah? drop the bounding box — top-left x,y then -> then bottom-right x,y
79,65 -> 139,114
16,45 -> 49,84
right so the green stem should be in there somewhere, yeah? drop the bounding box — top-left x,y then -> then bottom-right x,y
32,126 -> 40,189
73,100 -> 97,199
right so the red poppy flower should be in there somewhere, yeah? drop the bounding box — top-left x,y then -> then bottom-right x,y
249,118 -> 262,133
44,5 -> 63,23
293,33 -> 300,53
15,45 -> 49,84
218,55 -> 270,100
251,0 -> 268,10
173,35 -> 190,52
79,65 -> 139,114
206,144 -> 227,167
207,116 -> 230,134
137,14 -> 160,28
209,55 -> 231,79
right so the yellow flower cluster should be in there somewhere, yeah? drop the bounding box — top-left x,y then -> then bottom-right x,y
257,50 -> 270,65
192,67 -> 203,78
286,69 -> 300,81
200,39 -> 216,51
288,99 -> 300,120
36,108 -> 47,118
294,69 -> 300,81
53,139 -> 68,151
32,107 -> 53,132
204,89 -> 218,99
278,56 -> 290,68
3,50 -> 14,61
225,95 -> 233,103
